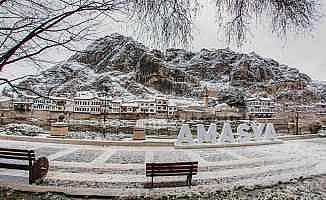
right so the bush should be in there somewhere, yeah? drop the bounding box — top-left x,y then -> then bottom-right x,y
308,121 -> 322,134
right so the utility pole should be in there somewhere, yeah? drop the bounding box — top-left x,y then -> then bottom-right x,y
102,93 -> 107,139
296,109 -> 299,135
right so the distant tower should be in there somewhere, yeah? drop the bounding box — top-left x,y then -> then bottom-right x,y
203,86 -> 209,108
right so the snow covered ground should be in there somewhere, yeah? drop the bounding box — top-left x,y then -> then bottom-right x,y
0,138 -> 326,198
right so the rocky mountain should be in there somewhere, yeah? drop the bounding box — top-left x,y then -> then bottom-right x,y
6,33 -> 324,105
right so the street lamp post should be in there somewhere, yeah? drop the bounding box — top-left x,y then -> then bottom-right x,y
296,108 -> 299,135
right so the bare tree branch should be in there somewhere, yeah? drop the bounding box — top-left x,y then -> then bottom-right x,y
0,0 -> 321,97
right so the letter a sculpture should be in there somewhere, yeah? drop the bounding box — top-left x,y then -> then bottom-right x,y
176,124 -> 194,145
219,122 -> 235,143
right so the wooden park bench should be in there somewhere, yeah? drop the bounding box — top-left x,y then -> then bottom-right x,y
146,161 -> 198,188
0,147 -> 49,184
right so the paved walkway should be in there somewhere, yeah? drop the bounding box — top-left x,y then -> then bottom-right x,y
1,138 -> 326,197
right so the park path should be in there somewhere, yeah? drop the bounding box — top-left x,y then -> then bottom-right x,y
1,138 -> 326,196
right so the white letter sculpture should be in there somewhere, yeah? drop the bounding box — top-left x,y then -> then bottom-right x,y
237,124 -> 251,143
219,122 -> 235,143
176,124 -> 194,145
197,124 -> 218,144
263,123 -> 277,141
252,123 -> 265,141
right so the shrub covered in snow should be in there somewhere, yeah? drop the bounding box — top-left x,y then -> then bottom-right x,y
0,124 -> 46,136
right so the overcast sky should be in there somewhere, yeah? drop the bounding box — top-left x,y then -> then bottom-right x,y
1,1 -> 326,83
191,2 -> 326,81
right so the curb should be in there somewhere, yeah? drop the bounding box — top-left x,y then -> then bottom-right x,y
0,135 -> 174,147
175,140 -> 283,149
0,134 -> 321,147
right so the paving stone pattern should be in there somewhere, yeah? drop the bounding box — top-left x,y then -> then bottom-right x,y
231,149 -> 270,159
199,152 -> 237,162
2,137 -> 326,199
152,151 -> 190,162
54,149 -> 104,163
0,142 -> 35,150
35,147 -> 66,157
50,166 -> 145,175
106,150 -> 145,164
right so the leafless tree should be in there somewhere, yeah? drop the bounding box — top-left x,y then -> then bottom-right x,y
0,0 -> 321,95
214,0 -> 321,46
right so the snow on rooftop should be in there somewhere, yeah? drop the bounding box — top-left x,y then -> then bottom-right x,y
49,96 -> 69,100
121,102 -> 139,107
215,103 -> 229,108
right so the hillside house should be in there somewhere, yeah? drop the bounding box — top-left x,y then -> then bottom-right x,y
73,92 -> 102,114
32,96 -> 68,112
133,99 -> 156,114
167,103 -> 177,117
13,94 -> 35,112
155,96 -> 168,114
246,97 -> 275,118
111,99 -> 122,113
0,97 -> 12,110
121,102 -> 139,113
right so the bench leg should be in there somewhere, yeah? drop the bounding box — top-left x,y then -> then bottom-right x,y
29,159 -> 33,184
187,175 -> 192,187
151,176 -> 154,188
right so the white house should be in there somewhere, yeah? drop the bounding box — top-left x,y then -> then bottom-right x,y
121,102 -> 139,113
13,94 -> 36,112
167,103 -> 177,117
133,99 -> 156,114
73,92 -> 102,114
99,96 -> 112,113
111,99 -> 122,113
0,97 -> 12,110
32,96 -> 68,112
246,97 -> 275,118
215,103 -> 238,112
155,96 -> 168,114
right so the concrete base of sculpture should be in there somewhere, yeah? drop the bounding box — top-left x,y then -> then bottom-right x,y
50,122 -> 68,138
175,139 -> 283,149
133,128 -> 145,140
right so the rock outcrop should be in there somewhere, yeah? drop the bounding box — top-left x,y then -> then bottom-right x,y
6,33 -> 324,104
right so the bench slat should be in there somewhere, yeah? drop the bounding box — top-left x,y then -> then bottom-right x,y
0,148 -> 34,153
0,163 -> 29,170
146,172 -> 198,176
146,169 -> 197,173
0,151 -> 33,157
146,165 -> 197,167
146,166 -> 198,170
146,169 -> 198,173
0,154 -> 34,160
146,162 -> 197,166
147,173 -> 197,177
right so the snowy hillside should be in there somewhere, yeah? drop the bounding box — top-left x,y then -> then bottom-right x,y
5,33 -> 325,105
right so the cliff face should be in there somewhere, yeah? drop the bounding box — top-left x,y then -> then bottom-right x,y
9,33 -> 322,104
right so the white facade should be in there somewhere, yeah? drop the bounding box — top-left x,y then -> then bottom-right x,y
0,97 -> 12,110
156,97 -> 168,114
246,97 -> 275,118
167,103 -> 177,116
9,92 -> 180,117
111,100 -> 122,113
134,99 -> 156,114
73,97 -> 101,114
32,96 -> 68,112
121,102 -> 139,113
13,94 -> 36,111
